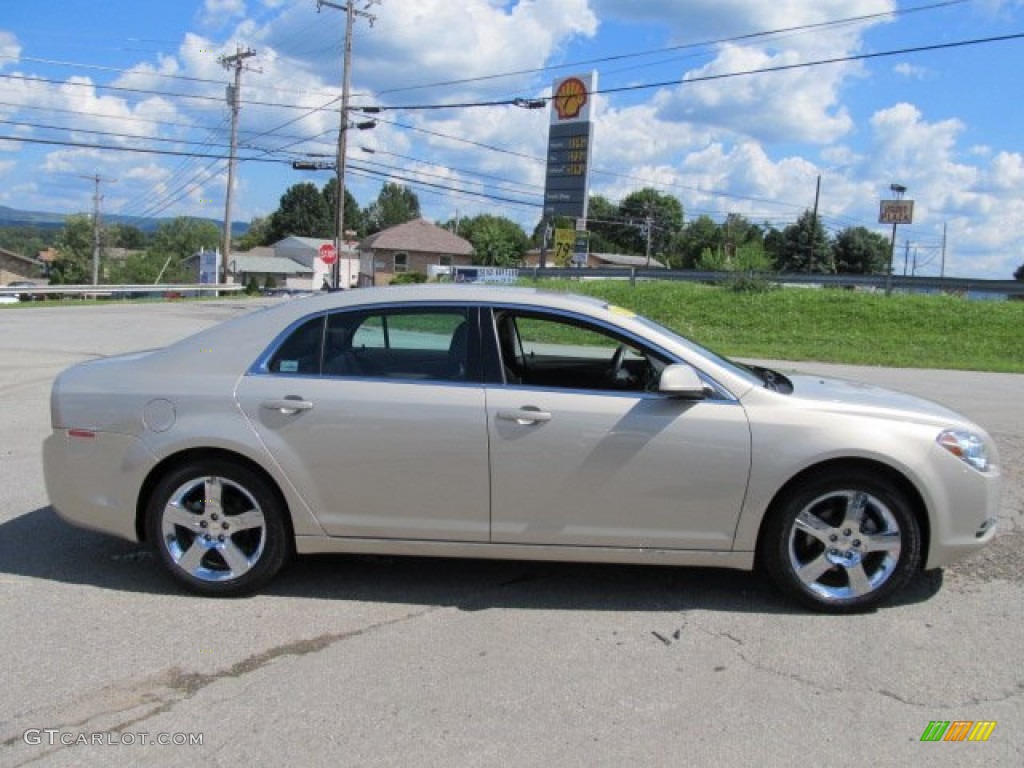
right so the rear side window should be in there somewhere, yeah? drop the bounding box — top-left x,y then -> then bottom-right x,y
267,316 -> 324,375
326,308 -> 472,381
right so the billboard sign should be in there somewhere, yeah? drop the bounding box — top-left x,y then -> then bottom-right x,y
543,72 -> 596,221
879,200 -> 914,225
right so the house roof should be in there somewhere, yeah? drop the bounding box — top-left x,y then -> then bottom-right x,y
360,218 -> 473,256
0,246 -> 44,268
231,254 -> 312,275
591,252 -> 667,269
273,237 -> 357,255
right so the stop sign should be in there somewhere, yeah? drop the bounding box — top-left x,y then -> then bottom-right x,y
319,243 -> 337,264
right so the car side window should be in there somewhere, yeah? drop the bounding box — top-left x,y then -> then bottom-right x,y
325,308 -> 472,381
267,316 -> 324,375
496,311 -> 664,392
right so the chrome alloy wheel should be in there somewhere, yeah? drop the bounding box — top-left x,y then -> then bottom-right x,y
161,476 -> 267,583
787,489 -> 902,600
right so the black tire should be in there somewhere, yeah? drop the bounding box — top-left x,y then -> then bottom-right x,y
145,459 -> 291,596
759,468 -> 922,613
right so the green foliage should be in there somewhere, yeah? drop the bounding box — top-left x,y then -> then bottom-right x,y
773,210 -> 830,273
246,275 -> 261,294
50,214 -> 94,284
151,217 -> 221,260
107,251 -> 189,284
267,183 -> 332,242
833,226 -> 890,274
1014,263 -> 1024,281
322,178 -> 365,239
0,225 -> 58,259
263,274 -> 277,289
365,183 -> 421,234
535,280 -> 1024,373
236,216 -> 272,250
390,271 -> 427,284
107,223 -> 148,249
455,214 -> 529,266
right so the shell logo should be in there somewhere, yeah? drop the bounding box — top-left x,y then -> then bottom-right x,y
553,77 -> 588,120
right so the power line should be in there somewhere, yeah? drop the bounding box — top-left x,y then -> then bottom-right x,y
351,32 -> 1024,112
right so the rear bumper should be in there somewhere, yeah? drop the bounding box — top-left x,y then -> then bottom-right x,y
43,430 -> 157,543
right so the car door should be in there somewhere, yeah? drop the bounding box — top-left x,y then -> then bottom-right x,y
486,308 -> 751,550
236,305 -> 490,541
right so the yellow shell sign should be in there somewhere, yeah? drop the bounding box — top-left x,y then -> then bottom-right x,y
553,77 -> 588,120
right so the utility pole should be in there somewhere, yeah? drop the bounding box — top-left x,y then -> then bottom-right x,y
219,45 -> 258,285
644,208 -> 654,268
79,173 -> 116,285
808,174 -> 821,273
940,221 -> 947,278
318,0 -> 377,288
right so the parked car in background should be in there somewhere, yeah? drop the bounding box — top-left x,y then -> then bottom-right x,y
43,285 -> 1000,612
3,280 -> 42,301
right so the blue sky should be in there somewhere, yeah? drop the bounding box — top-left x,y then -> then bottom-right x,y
1,0 -> 1022,278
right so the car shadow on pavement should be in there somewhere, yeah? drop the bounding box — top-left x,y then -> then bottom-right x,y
1,507 -> 944,615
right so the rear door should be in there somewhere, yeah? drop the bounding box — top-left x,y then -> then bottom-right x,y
236,305 -> 491,541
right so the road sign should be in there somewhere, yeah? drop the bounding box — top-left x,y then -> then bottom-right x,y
553,229 -> 575,264
319,243 -> 337,264
879,200 -> 914,225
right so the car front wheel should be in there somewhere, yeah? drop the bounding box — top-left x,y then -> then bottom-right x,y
146,460 -> 290,596
760,469 -> 922,613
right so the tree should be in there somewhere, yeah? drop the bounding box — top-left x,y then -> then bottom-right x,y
107,251 -> 190,284
365,183 -> 420,234
266,183 -> 332,242
584,194 -> 628,254
832,227 -> 890,274
236,216 -> 273,251
151,217 -> 221,260
49,214 -> 93,284
616,188 -> 684,259
455,214 -> 529,266
775,210 -> 830,273
675,215 -> 721,269
1014,263 -> 1024,281
107,223 -> 147,249
322,178 -> 365,239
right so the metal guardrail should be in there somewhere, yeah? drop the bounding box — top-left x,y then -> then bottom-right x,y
518,268 -> 1024,296
0,283 -> 246,299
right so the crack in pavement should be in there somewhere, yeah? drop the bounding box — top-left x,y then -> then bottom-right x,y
651,622 -> 1024,710
1,607 -> 434,765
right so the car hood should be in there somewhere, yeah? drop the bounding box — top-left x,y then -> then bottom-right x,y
784,373 -> 972,428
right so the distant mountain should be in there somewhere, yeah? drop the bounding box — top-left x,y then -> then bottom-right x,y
0,205 -> 248,234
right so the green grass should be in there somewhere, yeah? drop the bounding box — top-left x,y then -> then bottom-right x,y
528,280 -> 1024,373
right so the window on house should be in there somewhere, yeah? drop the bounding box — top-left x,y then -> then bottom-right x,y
394,252 -> 408,273
439,255 -> 453,267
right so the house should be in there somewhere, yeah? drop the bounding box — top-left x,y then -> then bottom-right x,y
522,249 -> 667,269
272,236 -> 358,289
0,247 -> 46,285
357,219 -> 474,285
228,246 -> 312,289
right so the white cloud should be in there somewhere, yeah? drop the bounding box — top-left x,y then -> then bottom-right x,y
893,62 -> 928,80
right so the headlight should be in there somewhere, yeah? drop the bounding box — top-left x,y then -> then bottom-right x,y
937,429 -> 990,472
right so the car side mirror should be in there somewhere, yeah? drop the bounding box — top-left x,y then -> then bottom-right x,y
658,364 -> 709,399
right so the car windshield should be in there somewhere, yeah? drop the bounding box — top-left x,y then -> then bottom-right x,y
631,314 -> 767,389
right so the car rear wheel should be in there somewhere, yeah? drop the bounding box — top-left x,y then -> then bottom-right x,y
760,469 -> 922,613
146,459 -> 290,596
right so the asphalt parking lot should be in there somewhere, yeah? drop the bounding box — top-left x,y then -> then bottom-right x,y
1,299 -> 1021,767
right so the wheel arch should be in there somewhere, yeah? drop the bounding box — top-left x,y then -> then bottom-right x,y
135,447 -> 295,546
754,457 -> 931,568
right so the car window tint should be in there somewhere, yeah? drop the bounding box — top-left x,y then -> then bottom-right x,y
268,316 -> 324,375
325,308 -> 470,381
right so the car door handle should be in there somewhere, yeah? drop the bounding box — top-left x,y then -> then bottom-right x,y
261,397 -> 314,415
496,407 -> 552,425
